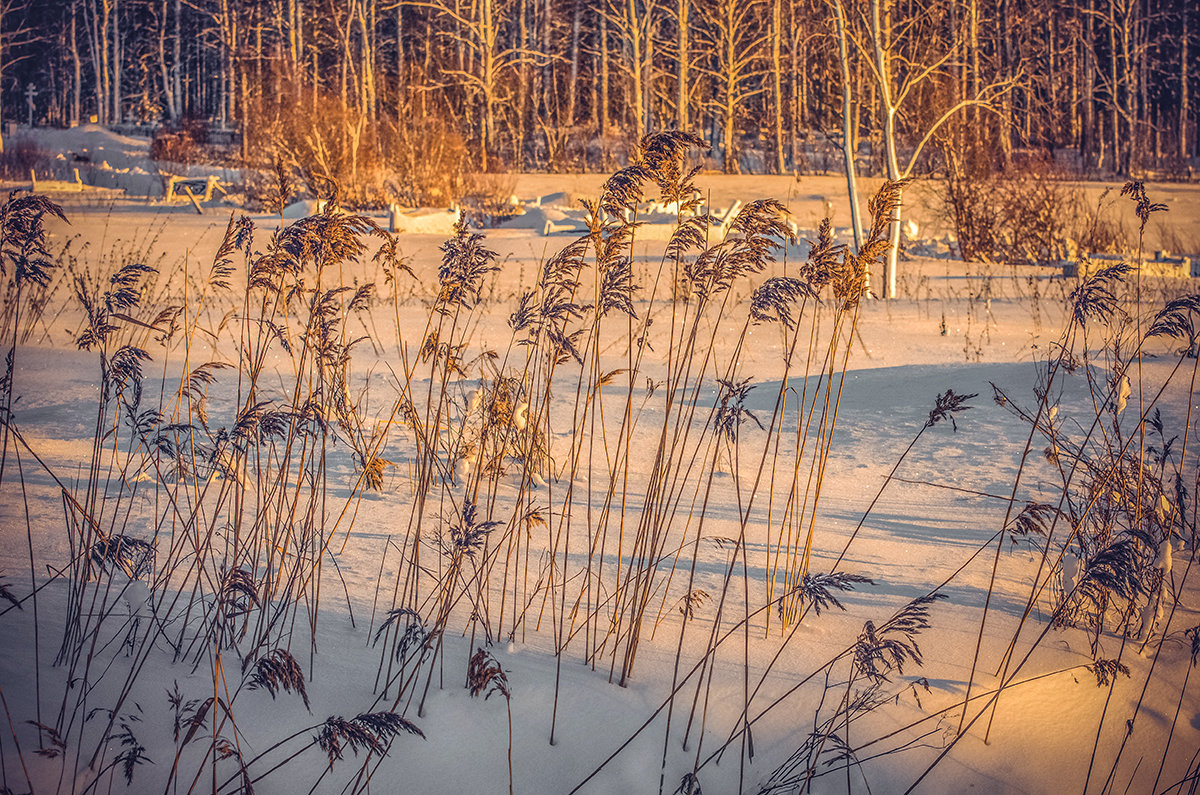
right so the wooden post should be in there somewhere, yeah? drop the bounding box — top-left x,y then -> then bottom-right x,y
181,184 -> 204,214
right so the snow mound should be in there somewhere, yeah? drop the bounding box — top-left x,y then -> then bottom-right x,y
499,205 -> 588,235
389,205 -> 462,235
530,190 -> 585,208
281,199 -> 328,219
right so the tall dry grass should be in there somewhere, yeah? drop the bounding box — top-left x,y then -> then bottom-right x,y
0,151 -> 1195,795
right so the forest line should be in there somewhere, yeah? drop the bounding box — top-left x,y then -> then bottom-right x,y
1,0 -> 1193,182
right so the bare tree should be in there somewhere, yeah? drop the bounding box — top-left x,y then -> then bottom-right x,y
1182,3 -> 1191,161
598,8 -> 610,138
198,0 -> 239,126
863,0 -> 1014,297
768,0 -> 784,172
112,0 -> 123,121
700,0 -> 767,173
150,0 -> 180,121
7,0 -> 1193,177
0,0 -> 39,151
70,0 -> 82,124
81,0 -> 112,123
606,0 -> 656,141
826,0 -> 864,252
421,0 -> 533,170
675,0 -> 690,131
564,0 -> 582,127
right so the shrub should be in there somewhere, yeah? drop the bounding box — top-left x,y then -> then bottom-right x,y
150,120 -> 208,165
381,112 -> 470,207
241,74 -> 473,209
940,149 -> 1080,265
459,173 -> 521,226
0,137 -> 51,179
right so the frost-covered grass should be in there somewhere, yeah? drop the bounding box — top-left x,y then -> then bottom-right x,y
1,136 -> 1198,794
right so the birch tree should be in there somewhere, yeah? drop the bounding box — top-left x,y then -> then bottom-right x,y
69,0 -> 82,124
564,0 -> 582,126
82,0 -> 112,123
6,0 -> 1195,177
864,0 -> 1014,297
152,0 -> 180,120
112,0 -> 122,121
0,0 -> 38,151
606,0 -> 656,141
826,0 -> 864,253
424,0 -> 532,170
675,0 -> 690,131
768,0 -> 785,173
701,0 -> 767,173
597,9 -> 610,137
1181,3 -> 1190,160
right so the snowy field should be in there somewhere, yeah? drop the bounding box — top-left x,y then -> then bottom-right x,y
0,127 -> 1198,794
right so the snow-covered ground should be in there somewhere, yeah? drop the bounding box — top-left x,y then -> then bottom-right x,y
0,127 -> 1198,794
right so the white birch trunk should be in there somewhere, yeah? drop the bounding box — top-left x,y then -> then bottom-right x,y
172,0 -> 181,116
600,12 -> 609,137
870,0 -> 902,298
112,0 -> 121,122
71,2 -> 82,124
97,0 -> 111,123
676,0 -> 688,130
770,0 -> 784,173
1182,9 -> 1190,160
829,0 -> 864,253
627,0 -> 646,141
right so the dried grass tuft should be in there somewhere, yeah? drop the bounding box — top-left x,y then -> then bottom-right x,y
316,712 -> 424,766
246,649 -> 311,710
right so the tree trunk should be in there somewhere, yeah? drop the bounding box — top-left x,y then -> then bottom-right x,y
870,0 -> 901,298
217,0 -> 231,125
969,0 -> 979,99
998,0 -> 1012,165
1082,0 -> 1096,167
0,8 -> 4,152
112,0 -> 121,122
395,1 -> 404,101
600,12 -> 610,139
644,13 -> 654,136
829,0 -> 864,252
231,4 -> 239,124
566,0 -> 581,126
771,0 -> 784,173
1108,0 -> 1120,171
71,1 -> 83,125
358,0 -> 377,120
1069,14 -> 1078,145
479,0 -> 499,171
96,0 -> 111,123
337,2 -> 352,110
719,2 -> 735,172
1047,13 -> 1057,148
677,0 -> 688,130
1182,5 -> 1190,160
157,0 -> 176,121
542,0 -> 553,123
723,97 -> 735,172
789,29 -> 800,166
517,0 -> 529,167
172,0 -> 182,116
626,0 -> 646,141
1116,0 -> 1135,173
